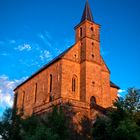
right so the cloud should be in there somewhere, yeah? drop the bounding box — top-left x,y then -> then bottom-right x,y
118,89 -> 126,98
38,33 -> 52,47
117,93 -> 122,98
0,75 -> 27,114
118,89 -> 126,93
15,44 -> 32,51
40,50 -> 52,62
38,32 -> 60,52
38,31 -> 73,57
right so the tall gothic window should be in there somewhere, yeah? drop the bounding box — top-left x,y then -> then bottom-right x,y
34,83 -> 37,103
49,74 -> 53,101
50,74 -> 52,93
22,91 -> 25,109
72,75 -> 77,92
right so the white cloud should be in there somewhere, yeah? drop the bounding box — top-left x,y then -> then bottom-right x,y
118,89 -> 126,98
118,89 -> 126,93
117,93 -> 122,98
38,31 -> 70,56
40,50 -> 52,62
38,33 -> 52,47
0,75 -> 27,112
15,44 -> 32,51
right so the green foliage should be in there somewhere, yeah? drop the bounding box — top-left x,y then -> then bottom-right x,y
134,111 -> 140,126
0,108 -> 22,140
124,88 -> 140,113
92,116 -> 109,140
47,106 -> 69,140
92,88 -> 140,140
24,126 -> 59,140
112,119 -> 140,140
0,106 -> 69,140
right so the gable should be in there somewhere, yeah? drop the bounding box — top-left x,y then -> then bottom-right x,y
62,42 -> 81,63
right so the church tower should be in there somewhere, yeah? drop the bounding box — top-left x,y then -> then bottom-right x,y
75,0 -> 111,107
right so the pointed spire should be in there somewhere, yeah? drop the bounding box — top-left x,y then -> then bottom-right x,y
81,0 -> 93,23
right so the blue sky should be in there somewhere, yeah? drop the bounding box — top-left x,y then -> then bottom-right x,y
0,0 -> 140,116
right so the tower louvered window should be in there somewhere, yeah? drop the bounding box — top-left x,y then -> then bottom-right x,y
80,27 -> 82,37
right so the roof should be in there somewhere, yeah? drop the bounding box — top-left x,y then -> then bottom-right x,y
14,45 -> 74,91
110,81 -> 120,89
81,0 -> 94,23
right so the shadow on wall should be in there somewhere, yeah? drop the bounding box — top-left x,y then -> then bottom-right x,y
39,103 -> 93,140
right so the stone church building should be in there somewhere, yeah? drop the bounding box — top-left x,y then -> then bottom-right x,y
14,1 -> 119,119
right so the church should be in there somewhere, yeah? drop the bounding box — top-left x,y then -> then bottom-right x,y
14,1 -> 119,119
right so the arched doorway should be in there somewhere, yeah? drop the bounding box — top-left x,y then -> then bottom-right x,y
90,96 -> 96,109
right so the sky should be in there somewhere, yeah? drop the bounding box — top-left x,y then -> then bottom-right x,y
0,0 -> 140,116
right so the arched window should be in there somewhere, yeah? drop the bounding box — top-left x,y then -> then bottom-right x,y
34,83 -> 37,103
50,74 -> 52,93
22,91 -> 25,109
14,93 -> 18,108
90,96 -> 96,108
72,75 -> 77,92
49,74 -> 53,101
80,27 -> 82,37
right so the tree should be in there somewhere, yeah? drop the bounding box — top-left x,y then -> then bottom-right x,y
124,88 -> 140,113
92,88 -> 140,140
0,106 -> 70,140
92,116 -> 109,140
0,108 -> 22,140
47,106 -> 69,140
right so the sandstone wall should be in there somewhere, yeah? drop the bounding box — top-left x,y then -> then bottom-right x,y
15,61 -> 61,116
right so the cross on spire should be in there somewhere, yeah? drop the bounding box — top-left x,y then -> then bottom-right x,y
81,0 -> 93,23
